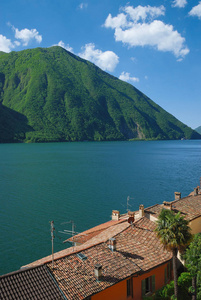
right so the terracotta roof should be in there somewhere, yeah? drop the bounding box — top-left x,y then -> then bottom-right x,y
20,217 -> 171,300
46,217 -> 171,300
2,187 -> 200,300
145,194 -> 201,221
65,217 -> 127,244
0,265 -> 65,300
172,194 -> 201,220
145,204 -> 164,219
23,221 -> 131,268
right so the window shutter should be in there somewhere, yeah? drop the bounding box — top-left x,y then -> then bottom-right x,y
152,275 -> 155,292
141,279 -> 145,297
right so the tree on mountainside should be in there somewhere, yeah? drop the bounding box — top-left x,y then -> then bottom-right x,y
185,233 -> 201,300
0,47 -> 201,143
155,209 -> 192,299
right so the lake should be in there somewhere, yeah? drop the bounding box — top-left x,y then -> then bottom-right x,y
0,140 -> 201,275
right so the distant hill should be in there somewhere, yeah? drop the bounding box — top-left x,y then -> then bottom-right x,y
195,126 -> 201,134
0,46 -> 200,143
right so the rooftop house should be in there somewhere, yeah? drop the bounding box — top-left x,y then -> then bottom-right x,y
1,210 -> 172,300
1,182 -> 201,300
145,185 -> 201,234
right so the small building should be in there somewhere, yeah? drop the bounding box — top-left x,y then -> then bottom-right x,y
145,189 -> 201,234
17,216 -> 172,300
1,184 -> 201,300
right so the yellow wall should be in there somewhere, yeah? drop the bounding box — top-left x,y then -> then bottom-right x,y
92,262 -> 171,300
189,216 -> 201,234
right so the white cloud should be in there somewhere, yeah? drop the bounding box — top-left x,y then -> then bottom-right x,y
12,25 -> 42,46
115,21 -> 189,58
14,41 -> 21,47
57,41 -> 74,53
104,5 -> 189,59
0,35 -> 15,52
79,43 -> 119,72
119,72 -> 139,83
0,24 -> 42,52
131,57 -> 136,62
189,2 -> 201,19
78,3 -> 88,10
105,5 -> 165,29
124,5 -> 165,22
172,0 -> 187,8
104,13 -> 128,29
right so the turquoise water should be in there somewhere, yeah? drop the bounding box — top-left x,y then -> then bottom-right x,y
0,140 -> 201,275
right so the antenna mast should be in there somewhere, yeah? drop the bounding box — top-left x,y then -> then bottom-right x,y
59,220 -> 76,247
50,221 -> 55,268
127,196 -> 130,213
126,195 -> 134,213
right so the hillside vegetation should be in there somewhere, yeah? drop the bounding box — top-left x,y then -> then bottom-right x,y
0,46 -> 200,143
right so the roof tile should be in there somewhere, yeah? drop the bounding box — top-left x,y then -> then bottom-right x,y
0,265 -> 65,299
46,218 -> 171,300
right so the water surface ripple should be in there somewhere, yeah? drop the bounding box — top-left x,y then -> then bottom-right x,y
0,140 -> 201,275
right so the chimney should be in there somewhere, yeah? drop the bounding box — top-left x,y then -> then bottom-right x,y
163,201 -> 172,210
108,238 -> 116,251
128,211 -> 135,224
174,192 -> 181,200
194,187 -> 199,196
94,264 -> 102,281
128,211 -> 134,218
112,210 -> 120,221
139,205 -> 145,218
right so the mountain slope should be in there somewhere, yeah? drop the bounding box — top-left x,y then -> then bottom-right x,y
0,46 -> 200,143
195,126 -> 201,134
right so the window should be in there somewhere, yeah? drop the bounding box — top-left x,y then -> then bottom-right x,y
77,253 -> 87,261
127,278 -> 133,297
145,277 -> 150,294
141,275 -> 155,297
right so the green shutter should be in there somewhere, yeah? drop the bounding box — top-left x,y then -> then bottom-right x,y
152,275 -> 155,292
142,279 -> 145,297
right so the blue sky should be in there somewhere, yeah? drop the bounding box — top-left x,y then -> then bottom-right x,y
0,0 -> 201,129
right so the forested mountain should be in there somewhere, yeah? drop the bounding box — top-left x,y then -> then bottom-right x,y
195,126 -> 201,134
0,46 -> 200,143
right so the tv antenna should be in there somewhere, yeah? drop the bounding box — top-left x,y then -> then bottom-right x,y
50,221 -> 55,268
59,220 -> 81,252
126,196 -> 134,213
59,220 -> 89,252
60,220 -> 76,244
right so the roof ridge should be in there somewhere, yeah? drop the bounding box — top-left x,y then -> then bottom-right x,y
22,222 -> 131,269
0,264 -> 45,278
66,218 -> 126,239
171,195 -> 191,204
145,203 -> 161,211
